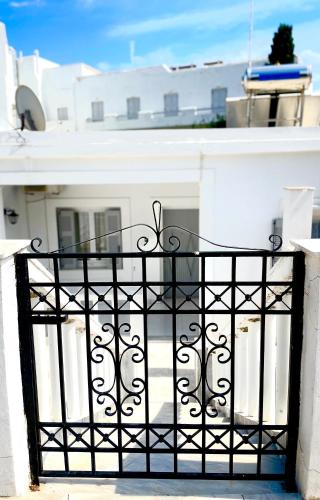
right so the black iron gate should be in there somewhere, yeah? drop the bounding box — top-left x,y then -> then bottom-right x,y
15,202 -> 304,488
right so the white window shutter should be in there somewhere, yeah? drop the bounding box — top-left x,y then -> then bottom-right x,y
56,208 -> 77,269
127,97 -> 140,119
164,93 -> 179,116
105,208 -> 122,253
211,88 -> 228,116
211,88 -> 227,116
57,107 -> 68,121
91,101 -> 104,122
94,212 -> 107,253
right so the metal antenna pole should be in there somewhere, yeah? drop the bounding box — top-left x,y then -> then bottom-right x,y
248,0 -> 254,68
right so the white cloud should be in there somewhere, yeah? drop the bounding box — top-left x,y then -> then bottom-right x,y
124,18 -> 320,90
9,0 -> 42,7
106,0 -> 319,38
131,46 -> 178,67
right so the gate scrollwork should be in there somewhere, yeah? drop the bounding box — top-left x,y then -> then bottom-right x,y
91,323 -> 117,417
176,321 -> 231,419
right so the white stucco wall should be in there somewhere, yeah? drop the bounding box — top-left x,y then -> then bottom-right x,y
0,127 -> 319,284
292,240 -> 320,499
17,54 -> 58,102
0,128 -> 319,256
41,63 -> 100,125
73,62 -> 249,131
0,241 -> 30,496
0,24 -> 17,131
3,186 -> 29,240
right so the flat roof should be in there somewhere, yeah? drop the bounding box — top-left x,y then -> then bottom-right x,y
0,127 -> 320,160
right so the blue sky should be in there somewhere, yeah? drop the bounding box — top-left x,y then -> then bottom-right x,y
1,0 -> 320,88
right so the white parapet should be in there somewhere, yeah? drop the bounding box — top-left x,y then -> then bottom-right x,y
0,240 -> 30,496
292,239 -> 320,499
282,187 -> 314,250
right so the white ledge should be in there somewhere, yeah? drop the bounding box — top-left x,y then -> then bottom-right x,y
0,240 -> 30,260
291,238 -> 320,256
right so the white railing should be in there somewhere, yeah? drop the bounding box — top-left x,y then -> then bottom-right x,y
232,256 -> 292,426
85,106 -> 217,124
29,259 -> 115,423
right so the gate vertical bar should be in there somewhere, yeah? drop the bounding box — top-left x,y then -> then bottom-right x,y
53,258 -> 69,473
15,254 -> 41,485
201,255 -> 206,474
257,255 -> 267,475
83,257 -> 95,473
172,255 -> 177,474
229,256 -> 236,476
112,256 -> 123,473
285,251 -> 305,491
142,256 -> 150,472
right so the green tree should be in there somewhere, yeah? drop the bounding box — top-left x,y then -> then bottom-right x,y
268,24 -> 296,65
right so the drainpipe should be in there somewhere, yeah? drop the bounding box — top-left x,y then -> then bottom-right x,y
0,187 -> 6,239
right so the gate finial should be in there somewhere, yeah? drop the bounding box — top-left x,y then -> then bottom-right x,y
152,200 -> 162,236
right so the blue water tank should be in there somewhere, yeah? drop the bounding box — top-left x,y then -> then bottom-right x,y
242,64 -> 312,93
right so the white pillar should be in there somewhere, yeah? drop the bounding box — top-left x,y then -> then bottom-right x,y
76,329 -> 89,420
48,324 -> 61,421
292,240 -> 320,499
275,315 -> 290,424
0,241 -> 30,496
263,316 -> 276,423
282,187 -> 314,250
199,166 -> 216,299
63,322 -> 81,421
33,323 -> 51,421
238,331 -> 248,417
199,168 -> 215,248
234,334 -> 242,413
247,323 -> 259,420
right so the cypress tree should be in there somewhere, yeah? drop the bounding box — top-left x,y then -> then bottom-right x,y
268,24 -> 295,65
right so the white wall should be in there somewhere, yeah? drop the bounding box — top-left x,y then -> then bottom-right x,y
0,241 -> 30,496
0,23 -> 17,131
293,240 -> 320,499
1,129 -> 319,263
227,94 -> 320,128
3,186 -> 29,240
74,62 -> 248,131
206,152 -> 320,251
0,23 -> 255,132
41,63 -> 100,126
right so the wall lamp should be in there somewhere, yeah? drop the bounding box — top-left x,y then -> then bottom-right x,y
4,208 -> 19,225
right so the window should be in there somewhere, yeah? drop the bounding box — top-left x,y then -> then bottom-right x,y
164,93 -> 179,116
57,107 -> 68,121
127,97 -> 140,119
312,219 -> 320,238
57,207 -> 122,270
91,101 -> 104,122
211,87 -> 227,116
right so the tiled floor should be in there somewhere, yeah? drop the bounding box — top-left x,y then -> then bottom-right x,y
26,334 -> 295,500
4,478 -> 301,499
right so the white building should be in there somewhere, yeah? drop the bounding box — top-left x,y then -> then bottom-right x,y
1,126 -> 320,264
0,22 -> 256,132
0,126 -> 320,499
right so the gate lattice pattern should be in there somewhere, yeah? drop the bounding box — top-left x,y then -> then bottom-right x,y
15,202 -> 304,487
